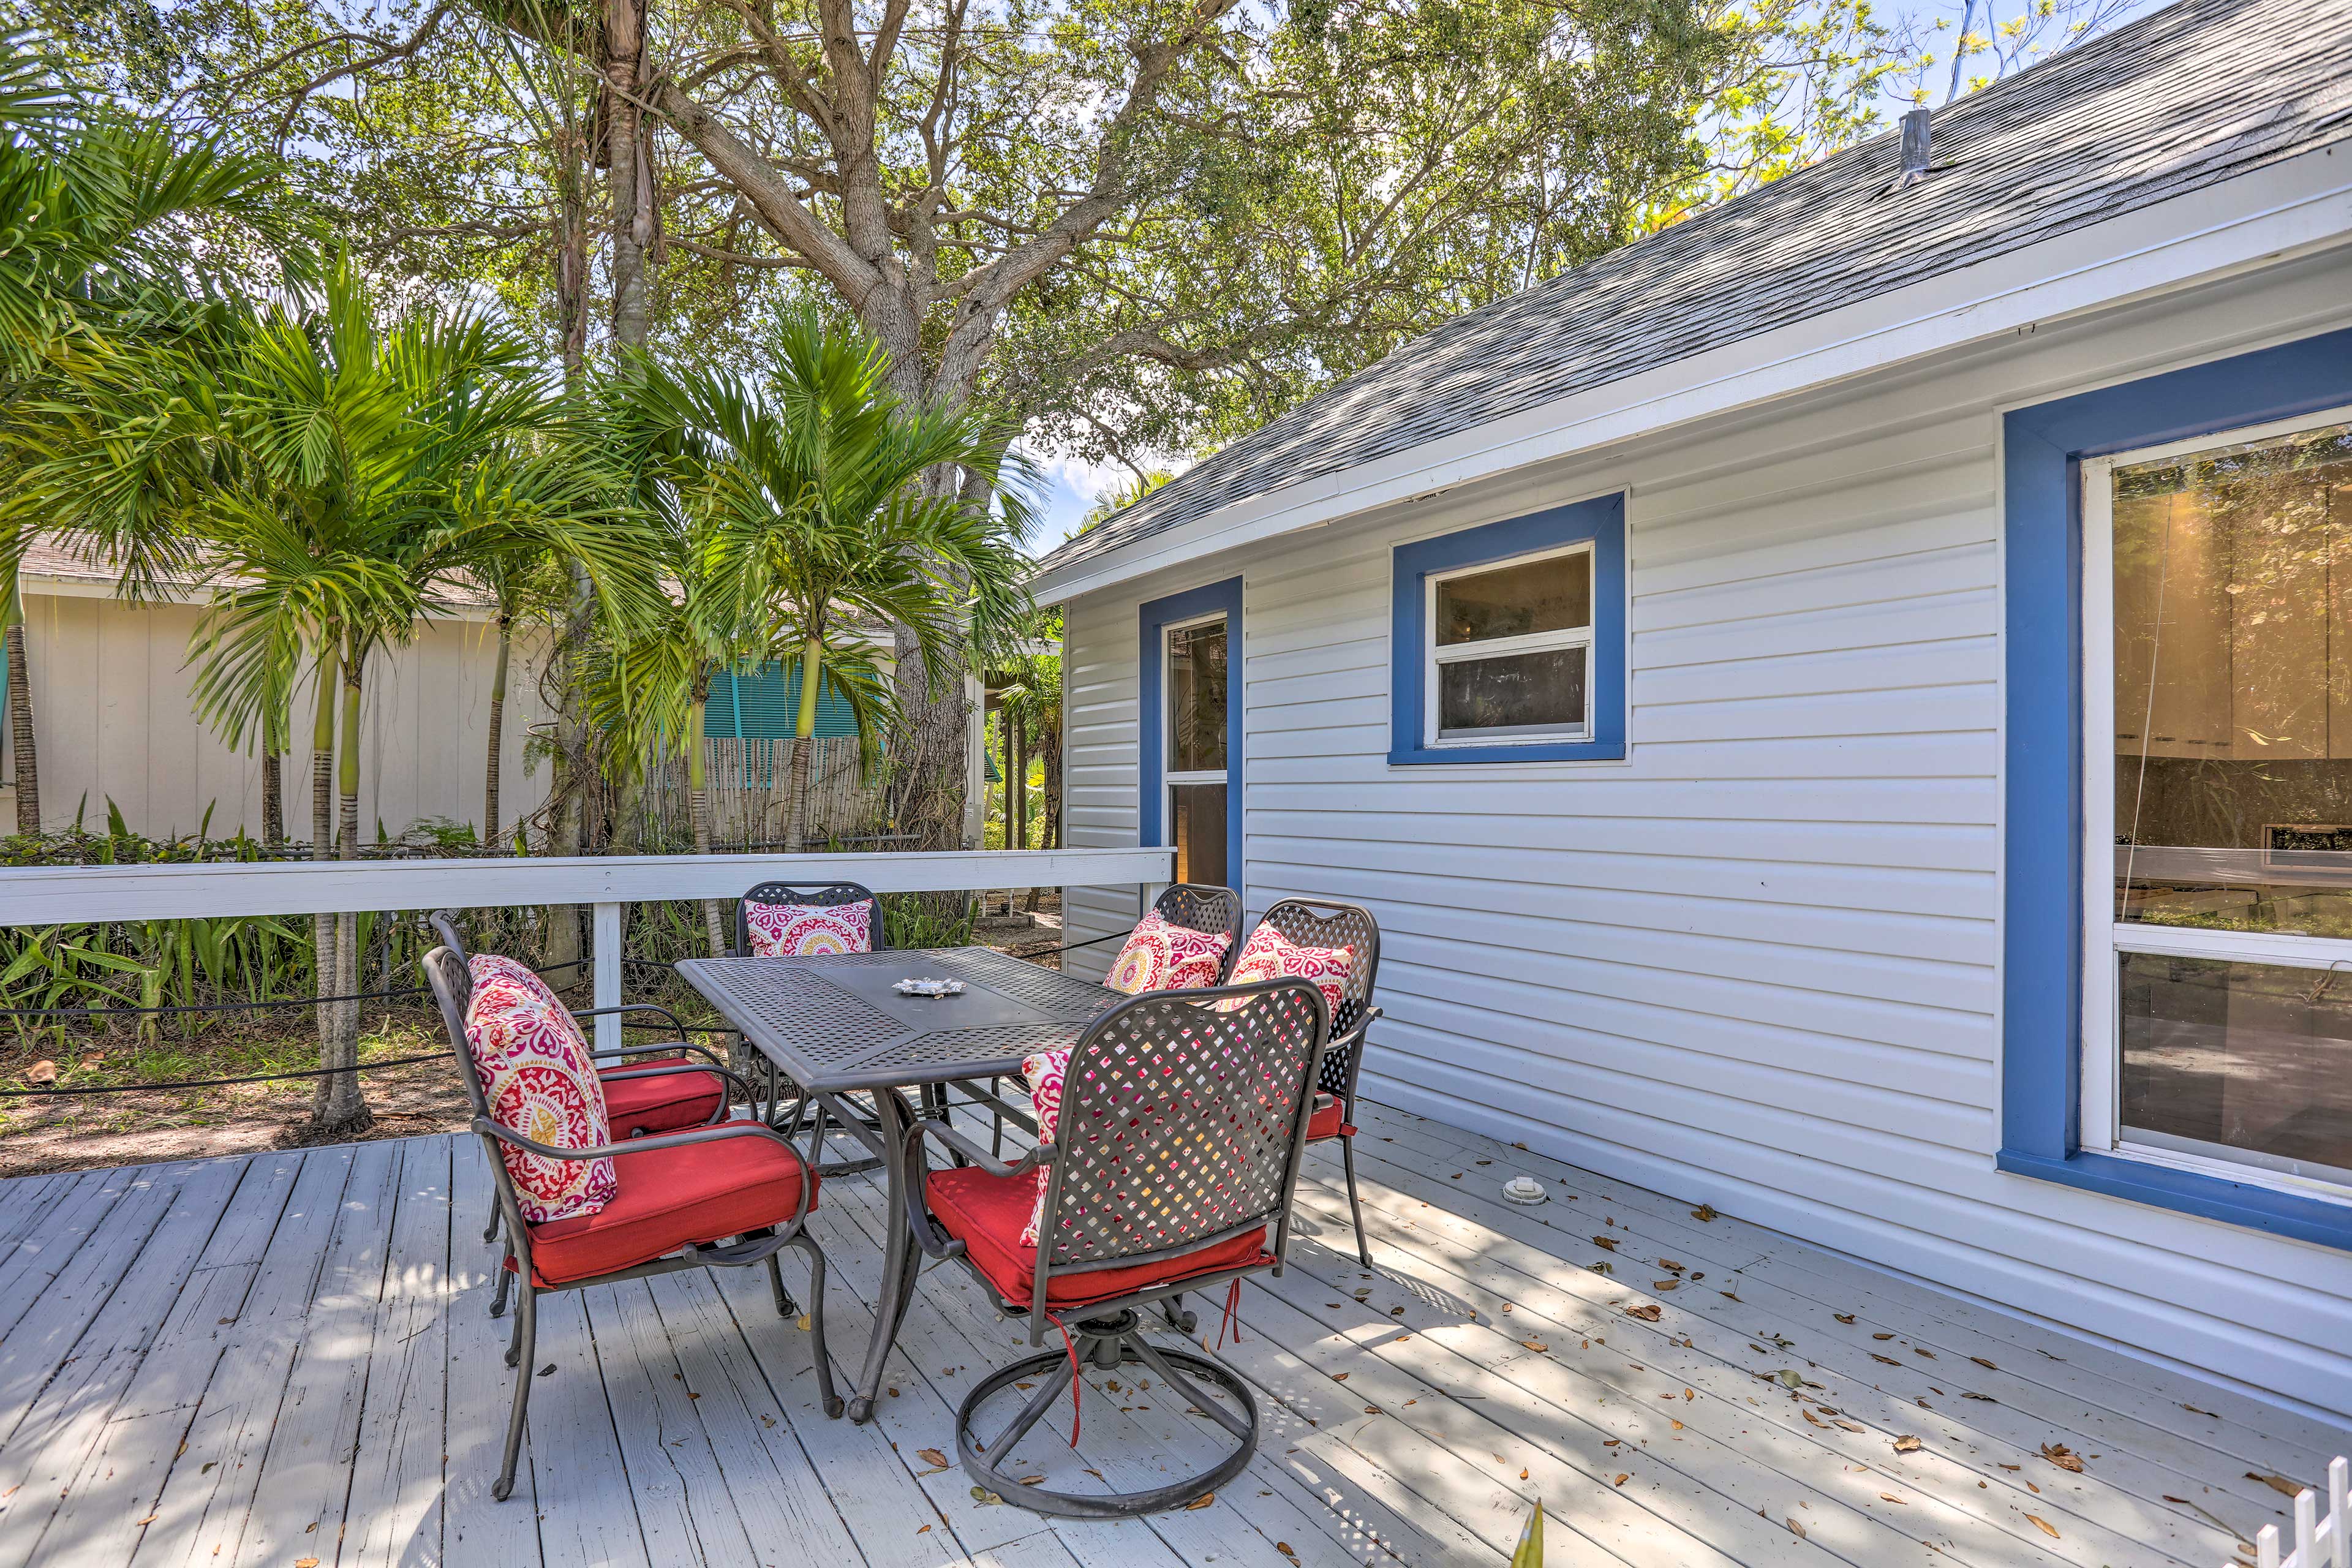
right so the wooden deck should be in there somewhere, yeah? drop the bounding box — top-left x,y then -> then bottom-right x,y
1,1100 -> 2345,1567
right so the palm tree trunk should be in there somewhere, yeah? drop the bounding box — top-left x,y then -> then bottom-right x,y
307,643 -> 342,1126
317,646 -> 371,1138
1025,724 -> 1060,913
6,560 -> 39,835
785,638 -> 821,854
688,677 -> 725,956
262,746 -> 284,846
1009,708 -> 1026,850
484,611 -> 512,846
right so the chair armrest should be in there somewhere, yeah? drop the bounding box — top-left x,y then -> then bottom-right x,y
598,1058 -> 760,1102
590,1038 -> 728,1069
907,1116 -> 1055,1182
571,1001 -> 691,1036
472,1112 -> 803,1164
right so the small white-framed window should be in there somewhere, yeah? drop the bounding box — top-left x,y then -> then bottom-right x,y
2081,404 -> 2352,1205
1162,610 -> 1228,887
1422,541 -> 1594,748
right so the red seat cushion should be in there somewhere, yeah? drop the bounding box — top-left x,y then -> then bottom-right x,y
1307,1093 -> 1346,1142
520,1133 -> 816,1286
925,1164 -> 1272,1311
600,1058 -> 726,1136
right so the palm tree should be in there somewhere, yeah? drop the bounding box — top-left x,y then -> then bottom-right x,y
0,31 -> 303,834
608,309 -> 1035,870
23,255 -> 653,1134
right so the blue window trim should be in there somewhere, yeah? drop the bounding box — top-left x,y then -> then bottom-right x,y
1389,494 -> 1627,766
2001,325 -> 2352,1253
1139,577 -> 1244,884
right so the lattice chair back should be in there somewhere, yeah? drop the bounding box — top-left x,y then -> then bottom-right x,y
1253,898 -> 1380,1099
1152,884 -> 1246,979
1030,978 -> 1330,1316
428,911 -> 474,968
733,880 -> 886,957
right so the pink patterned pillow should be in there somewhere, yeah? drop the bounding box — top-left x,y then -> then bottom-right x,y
470,954 -> 572,1024
1228,923 -> 1354,1020
465,956 -> 617,1224
744,899 -> 872,957
1106,910 -> 1230,995
1019,1046 -> 1071,1245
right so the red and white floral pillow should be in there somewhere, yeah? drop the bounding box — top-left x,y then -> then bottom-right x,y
1018,1046 -> 1072,1245
1106,910 -> 1231,995
465,955 -> 617,1224
1227,923 -> 1354,1021
744,899 -> 873,957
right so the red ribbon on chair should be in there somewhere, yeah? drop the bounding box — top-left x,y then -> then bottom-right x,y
1216,1278 -> 1245,1350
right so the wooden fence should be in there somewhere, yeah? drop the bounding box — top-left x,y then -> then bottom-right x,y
636,737 -> 884,851
2245,1455 -> 2348,1567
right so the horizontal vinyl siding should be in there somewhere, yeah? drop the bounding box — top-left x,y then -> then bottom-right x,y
1060,248 -> 2352,1421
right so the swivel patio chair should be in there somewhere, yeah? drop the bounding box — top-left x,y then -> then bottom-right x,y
423,944 -> 842,1503
907,976 -> 1330,1518
1245,899 -> 1383,1268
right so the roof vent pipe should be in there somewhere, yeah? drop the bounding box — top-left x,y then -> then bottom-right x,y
1901,107 -> 1933,181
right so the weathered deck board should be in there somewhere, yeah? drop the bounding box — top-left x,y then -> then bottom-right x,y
0,1110 -> 2341,1568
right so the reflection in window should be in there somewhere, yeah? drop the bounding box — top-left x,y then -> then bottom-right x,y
2113,421 -> 2352,936
1428,546 -> 1594,743
1167,621 -> 1227,774
2118,952 -> 2352,1185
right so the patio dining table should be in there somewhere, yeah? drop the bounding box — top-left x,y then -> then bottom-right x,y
674,944 -> 1125,1423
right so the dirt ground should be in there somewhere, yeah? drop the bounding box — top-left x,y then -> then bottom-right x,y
2,903 -> 1070,1179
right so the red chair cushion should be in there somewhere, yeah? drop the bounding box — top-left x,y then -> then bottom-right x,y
521,1132 -> 815,1286
925,1164 -> 1272,1311
1307,1093 -> 1346,1141
601,1058 -> 726,1136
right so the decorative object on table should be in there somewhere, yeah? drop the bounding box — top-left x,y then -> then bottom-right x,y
894,977 -> 967,997
1243,898 -> 1383,1265
422,944 -> 839,1506
1503,1174 -> 1548,1206
907,976 -> 1332,1518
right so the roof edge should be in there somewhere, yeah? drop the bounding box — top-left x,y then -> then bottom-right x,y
1031,135 -> 2352,606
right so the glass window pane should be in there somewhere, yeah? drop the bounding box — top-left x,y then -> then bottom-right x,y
1170,783 -> 1227,888
1167,620 -> 1227,774
2117,951 -> 2352,1186
1436,552 -> 1591,646
2111,420 -> 2352,936
1438,647 -> 1587,736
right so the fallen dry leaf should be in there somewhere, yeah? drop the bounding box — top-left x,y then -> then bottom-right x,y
1871,1353 -> 1901,1366
1970,1356 -> 1997,1370
1613,1473 -> 1629,1486
23,1059 -> 56,1086
2025,1514 -> 2059,1539
1786,1518 -> 1807,1539
1872,1332 -> 1896,1340
917,1448 -> 949,1469
1332,1372 -> 1349,1382
1624,1304 -> 1662,1322
1692,1204 -> 1719,1221
1880,1493 -> 1907,1505
1653,1280 -> 1681,1292
1186,1493 -> 1215,1509
1519,1468 -> 1530,1480
2247,1472 -> 2304,1498
1591,1236 -> 1619,1251
1893,1435 -> 1923,1453
2041,1443 -> 2084,1474
1834,1313 -> 1856,1325
1834,1420 -> 1865,1433
1521,1341 -> 1549,1353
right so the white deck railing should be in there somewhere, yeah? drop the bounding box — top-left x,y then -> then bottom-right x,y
0,846 -> 1172,1049
2245,1457 -> 2350,1568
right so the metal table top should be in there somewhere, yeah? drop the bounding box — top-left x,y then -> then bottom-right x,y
674,946 -> 1123,1091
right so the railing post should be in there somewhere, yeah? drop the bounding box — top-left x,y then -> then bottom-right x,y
593,901 -> 622,1054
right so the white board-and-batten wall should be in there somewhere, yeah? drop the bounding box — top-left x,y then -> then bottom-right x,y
1055,247 -> 2352,1422
6,581 -> 552,843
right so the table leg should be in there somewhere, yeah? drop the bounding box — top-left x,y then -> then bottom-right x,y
850,1085 -> 922,1423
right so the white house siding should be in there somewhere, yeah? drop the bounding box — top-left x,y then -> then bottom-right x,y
6,587 -> 552,843
1058,246 -> 2352,1420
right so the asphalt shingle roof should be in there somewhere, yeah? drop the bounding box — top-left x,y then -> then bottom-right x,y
1035,0 -> 2352,581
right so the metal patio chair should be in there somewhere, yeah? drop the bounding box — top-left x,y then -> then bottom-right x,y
423,944 -> 842,1503
732,880 -> 894,1166
907,976 -> 1330,1517
1248,898 -> 1384,1268
429,911 -> 740,1265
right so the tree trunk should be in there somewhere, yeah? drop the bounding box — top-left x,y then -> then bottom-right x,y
687,678 -> 726,956
1026,723 -> 1060,912
484,611 -> 512,846
543,562 -> 592,979
1009,707 -> 1027,851
6,562 -> 39,835
602,0 -> 649,350
314,647 -> 372,1138
262,746 -> 284,846
306,644 -> 344,1128
785,637 -> 822,854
